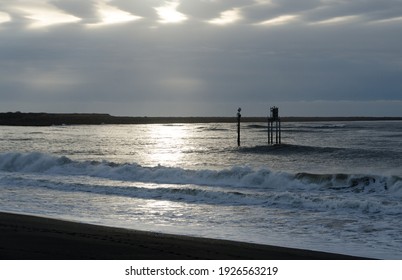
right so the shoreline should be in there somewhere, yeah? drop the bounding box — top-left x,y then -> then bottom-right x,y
1,112 -> 402,126
0,212 -> 367,260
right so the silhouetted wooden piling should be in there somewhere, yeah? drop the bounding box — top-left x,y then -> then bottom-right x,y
237,107 -> 241,146
268,106 -> 281,145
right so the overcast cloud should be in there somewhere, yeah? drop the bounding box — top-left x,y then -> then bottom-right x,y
0,0 -> 401,116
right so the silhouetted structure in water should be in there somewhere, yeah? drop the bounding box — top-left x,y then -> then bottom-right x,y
237,107 -> 241,146
268,106 -> 281,145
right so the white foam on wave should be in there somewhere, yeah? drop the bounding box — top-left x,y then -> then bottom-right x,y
1,152 -> 401,194
1,152 -> 402,216
0,152 -> 72,173
0,152 -> 296,189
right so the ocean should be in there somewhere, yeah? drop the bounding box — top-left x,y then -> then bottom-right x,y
0,121 -> 401,259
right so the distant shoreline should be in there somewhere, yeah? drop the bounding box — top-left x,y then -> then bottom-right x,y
1,112 -> 401,126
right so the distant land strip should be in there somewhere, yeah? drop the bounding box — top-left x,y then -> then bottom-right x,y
1,112 -> 401,126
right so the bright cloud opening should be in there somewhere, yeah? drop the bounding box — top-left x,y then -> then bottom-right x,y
14,4 -> 81,28
370,16 -> 402,25
255,0 -> 271,3
155,0 -> 188,24
310,15 -> 361,25
208,9 -> 242,25
0,11 -> 11,24
88,2 -> 142,27
257,15 -> 298,26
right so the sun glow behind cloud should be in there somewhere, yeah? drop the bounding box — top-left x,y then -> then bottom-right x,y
257,15 -> 299,26
155,0 -> 188,24
13,4 -> 81,28
4,0 -> 401,30
208,9 -> 242,25
309,15 -> 361,25
88,2 -> 142,27
369,16 -> 402,25
0,11 -> 11,24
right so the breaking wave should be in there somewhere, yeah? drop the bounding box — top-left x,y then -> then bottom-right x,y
1,152 -> 402,216
1,152 -> 401,192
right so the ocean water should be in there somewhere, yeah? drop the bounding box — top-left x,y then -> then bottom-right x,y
0,121 -> 401,259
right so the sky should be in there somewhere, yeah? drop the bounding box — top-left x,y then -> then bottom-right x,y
0,0 -> 401,117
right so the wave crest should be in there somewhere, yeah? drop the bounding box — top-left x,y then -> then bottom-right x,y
1,152 -> 401,195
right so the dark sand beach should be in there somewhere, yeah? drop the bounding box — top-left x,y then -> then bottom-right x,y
0,212 -> 365,260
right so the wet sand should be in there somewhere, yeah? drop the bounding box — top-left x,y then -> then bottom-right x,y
0,212 -> 366,260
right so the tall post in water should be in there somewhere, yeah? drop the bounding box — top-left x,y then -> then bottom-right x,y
268,106 -> 281,145
237,107 -> 241,146
268,114 -> 272,145
279,118 -> 281,144
267,117 -> 270,145
276,119 -> 278,144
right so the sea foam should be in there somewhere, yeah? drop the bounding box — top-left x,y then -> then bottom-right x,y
1,152 -> 401,195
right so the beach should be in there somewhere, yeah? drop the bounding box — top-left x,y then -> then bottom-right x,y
0,212 -> 364,260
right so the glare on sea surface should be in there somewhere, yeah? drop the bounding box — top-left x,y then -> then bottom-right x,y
144,124 -> 188,166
